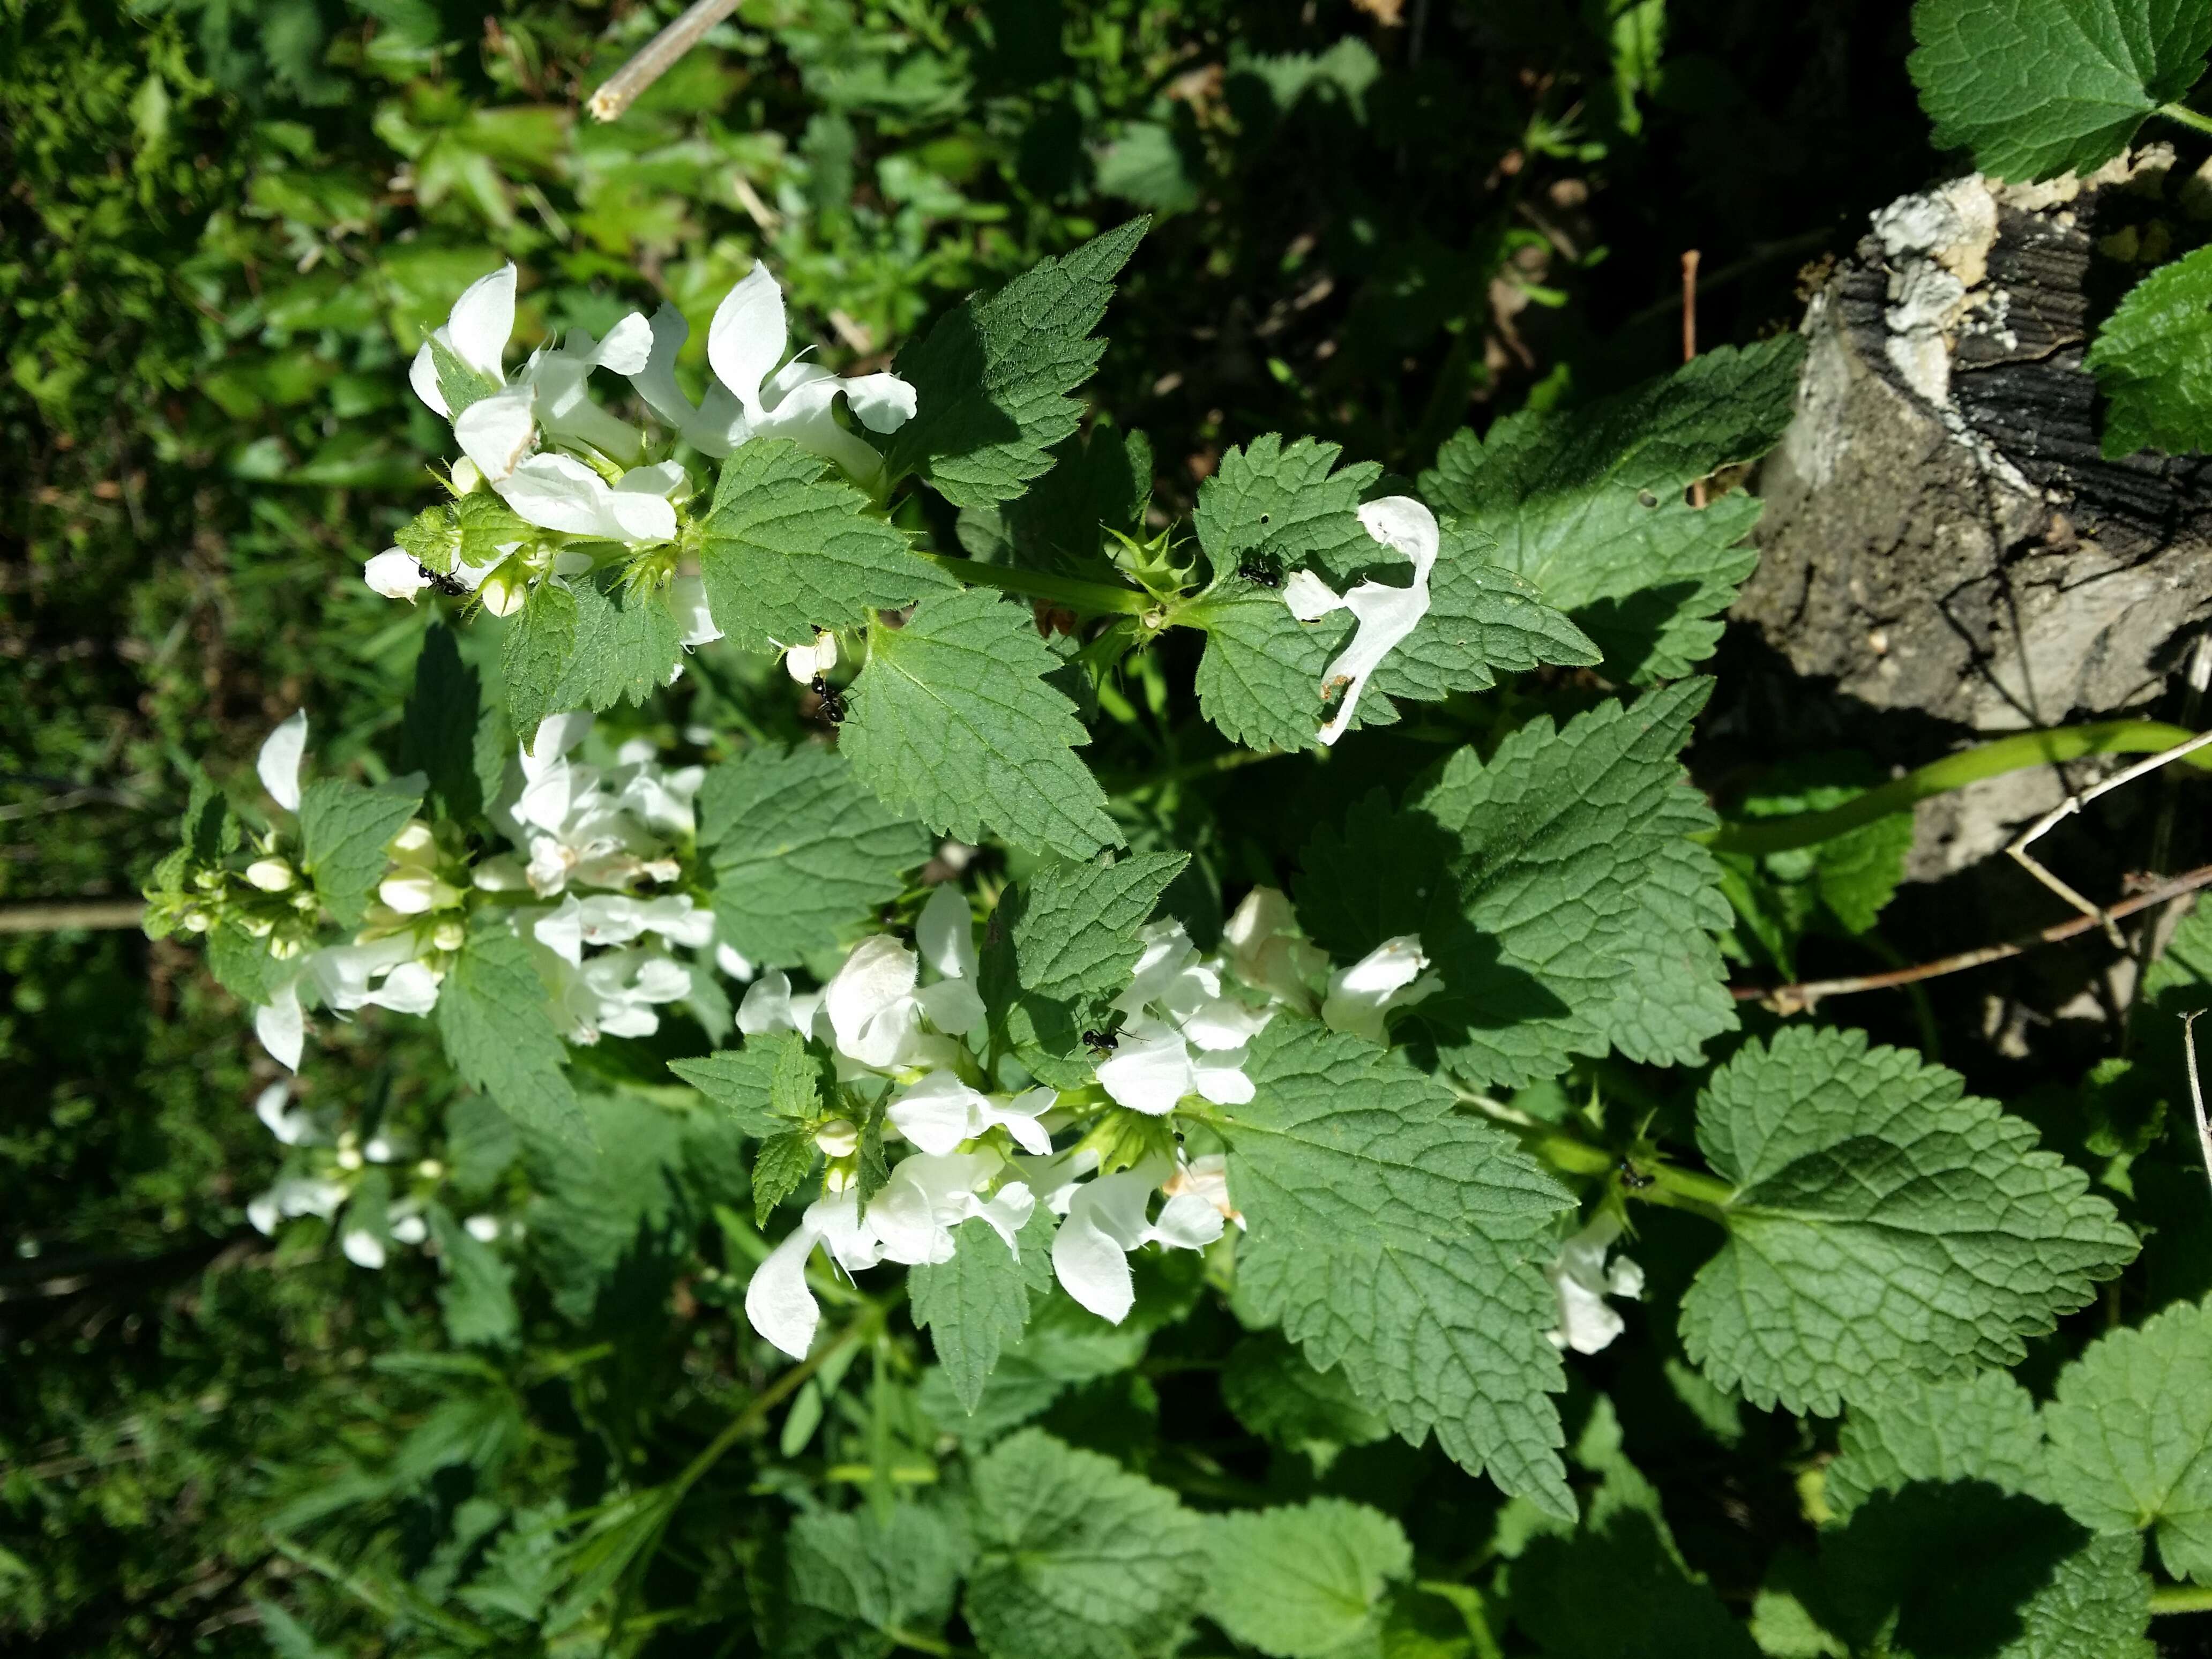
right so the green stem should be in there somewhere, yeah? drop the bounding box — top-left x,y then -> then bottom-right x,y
1518,1129 -> 1734,1220
1703,721 -> 2211,856
920,554 -> 1155,618
2152,1584 -> 2212,1615
2157,102 -> 2212,138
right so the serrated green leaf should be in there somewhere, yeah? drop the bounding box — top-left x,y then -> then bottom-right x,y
773,1502 -> 970,1659
842,589 -> 1120,862
886,220 -> 1148,506
394,503 -> 460,572
1419,339 -> 1802,683
1680,1027 -> 2138,1416
1201,1499 -> 1411,1659
1909,0 -> 2212,182
1000,425 -> 1154,578
696,743 -> 931,968
1509,1506 -> 1762,1659
426,1204 -> 520,1349
546,570 -> 682,714
671,1035 -> 805,1137
1220,1019 -> 1576,1515
2086,243 -> 2212,459
456,491 -> 532,563
182,767 -> 240,863
206,918 -> 276,1005
437,917 -> 589,1147
1220,1331 -> 1391,1457
429,334 -> 499,416
962,1428 -> 1206,1659
908,1206 -> 1058,1414
751,1131 -> 818,1226
1192,434 -> 1384,585
2043,1291 -> 2212,1581
1297,681 -> 1736,1089
699,438 -> 950,655
504,579 -> 579,743
1189,578 -> 1349,753
1827,1371 -> 2047,1521
980,852 -> 1189,1083
296,775 -> 422,928
401,625 -> 489,821
1365,519 -> 1601,705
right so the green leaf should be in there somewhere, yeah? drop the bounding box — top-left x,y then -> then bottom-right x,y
437,917 -> 589,1147
206,918 -> 276,1005
1297,681 -> 1736,1089
401,625 -> 490,822
908,1206 -> 1058,1413
962,1428 -> 1206,1659
1192,434 -> 1383,585
981,852 -> 1190,1067
1679,1026 -> 2139,1416
774,1502 -> 970,1658
1909,0 -> 2212,182
1200,1499 -> 1411,1659
886,220 -> 1149,506
429,333 -> 499,416
696,743 -> 931,968
1220,1019 -> 1576,1515
455,492 -> 533,565
1220,1331 -> 1391,1458
1826,1371 -> 2047,1521
750,1131 -> 818,1226
1000,425 -> 1155,578
1365,520 -> 1601,706
1419,339 -> 1802,683
426,1204 -> 520,1349
1509,1507 -> 1762,1659
547,570 -> 682,714
671,1033 -> 812,1137
296,775 -> 423,928
1188,578 -> 1348,754
2043,1291 -> 2212,1581
394,503 -> 461,573
842,589 -> 1121,862
503,579 -> 579,743
698,438 -> 951,654
2086,243 -> 2212,459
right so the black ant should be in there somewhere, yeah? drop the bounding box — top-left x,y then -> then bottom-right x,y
1082,1026 -> 1120,1056
1617,1159 -> 1655,1191
418,562 -> 470,597
1237,556 -> 1282,588
809,675 -> 847,726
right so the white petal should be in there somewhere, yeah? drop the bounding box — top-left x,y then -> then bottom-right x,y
1190,1048 -> 1255,1105
1283,568 -> 1346,622
1179,993 -> 1273,1051
716,941 -> 756,982
1316,497 -> 1440,746
530,711 -> 595,768
607,467 -> 681,541
390,1211 -> 429,1246
1357,495 -> 1442,570
409,341 -> 449,417
1150,1190 -> 1227,1251
595,311 -> 654,376
754,376 -> 887,482
1053,1195 -> 1137,1323
534,896 -> 585,965
738,968 -> 799,1036
1321,935 -> 1432,1043
841,371 -> 918,433
256,981 -> 305,1071
807,1191 -> 885,1274
497,452 -> 620,537
974,1179 -> 1036,1250
258,711 -> 309,812
341,1228 -> 388,1270
978,1087 -> 1057,1156
888,1071 -> 985,1155
824,935 -> 920,1066
671,574 -> 723,646
1094,1019 -> 1194,1116
453,384 -> 536,483
745,1223 -> 823,1359
364,548 -> 433,601
707,264 -> 787,414
630,304 -> 736,457
446,263 -> 517,380
248,1191 -> 280,1236
366,960 -> 441,1015
914,976 -> 985,1037
916,882 -> 976,981
465,1214 -> 500,1243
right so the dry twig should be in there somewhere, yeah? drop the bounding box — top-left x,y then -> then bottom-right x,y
2184,1011 -> 2212,1191
587,0 -> 742,123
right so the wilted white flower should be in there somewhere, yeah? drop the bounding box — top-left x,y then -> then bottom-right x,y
1546,1211 -> 1645,1354
1284,496 -> 1440,746
781,630 -> 839,683
1319,935 -> 1438,1043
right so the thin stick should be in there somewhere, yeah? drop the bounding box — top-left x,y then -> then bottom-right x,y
1681,250 -> 1705,508
0,899 -> 147,934
2006,729 -> 2212,947
587,0 -> 743,123
1738,861 -> 2212,1013
2185,1011 -> 2212,1192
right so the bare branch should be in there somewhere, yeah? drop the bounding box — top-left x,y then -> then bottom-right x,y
587,0 -> 743,124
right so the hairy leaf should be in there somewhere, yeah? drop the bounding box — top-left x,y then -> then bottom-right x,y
1827,1371 -> 2048,1520
437,918 -> 589,1147
1201,1499 -> 1411,1659
1680,1027 -> 2138,1416
2086,243 -> 2212,459
908,1206 -> 1059,1414
296,775 -> 422,928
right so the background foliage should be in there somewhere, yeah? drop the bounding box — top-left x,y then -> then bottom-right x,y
25,1 -> 2212,1655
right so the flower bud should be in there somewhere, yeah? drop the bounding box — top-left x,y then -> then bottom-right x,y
390,820 -> 435,860
363,548 -> 431,602
181,910 -> 211,933
815,1118 -> 860,1158
471,854 -> 530,892
379,870 -> 437,915
245,857 -> 294,892
451,457 -> 483,495
417,1158 -> 445,1180
431,918 -> 466,952
241,915 -> 275,939
478,559 -> 529,617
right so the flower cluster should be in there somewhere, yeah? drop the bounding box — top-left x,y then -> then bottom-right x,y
735,882 -> 1443,1359
230,711 -> 724,1071
363,262 -> 917,677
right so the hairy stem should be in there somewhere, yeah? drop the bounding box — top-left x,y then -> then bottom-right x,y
2157,102 -> 2212,139
920,553 -> 1157,617
1705,721 -> 2211,856
2151,1583 -> 2212,1615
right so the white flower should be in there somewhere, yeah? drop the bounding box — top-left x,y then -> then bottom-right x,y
745,1155 -> 1034,1359
1221,886 -> 1326,1014
254,1082 -> 317,1146
246,1174 -> 348,1237
807,886 -> 983,1074
1546,1211 -> 1645,1354
258,711 -> 308,812
1319,935 -> 1438,1044
544,945 -> 695,1043
888,1071 -> 1057,1157
341,1225 -> 388,1269
494,715 -> 697,898
782,630 -> 839,683
1284,496 -> 1440,746
670,574 -> 723,647
628,266 -> 918,484
1042,1153 -> 1229,1325
738,967 -> 826,1040
364,548 -> 432,602
1094,921 -> 1269,1115
496,453 -> 681,545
